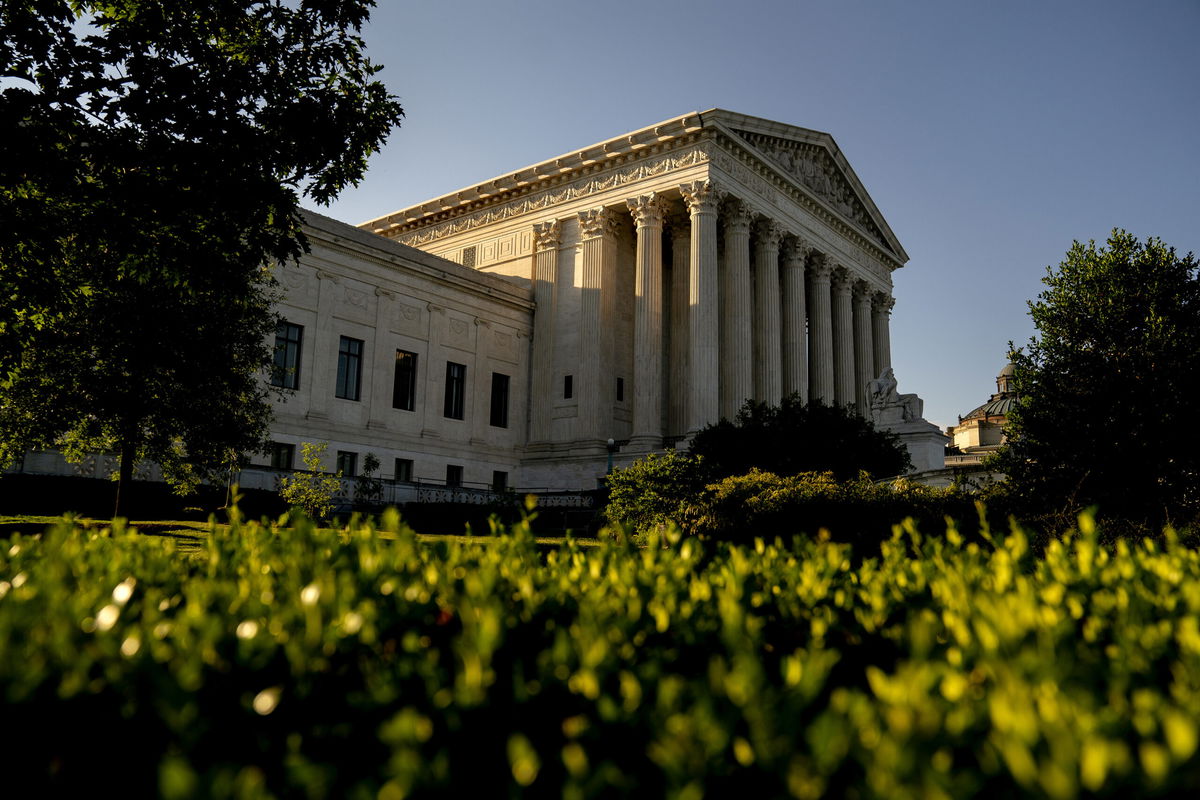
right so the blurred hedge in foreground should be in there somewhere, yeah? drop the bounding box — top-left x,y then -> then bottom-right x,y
3,509 -> 1200,797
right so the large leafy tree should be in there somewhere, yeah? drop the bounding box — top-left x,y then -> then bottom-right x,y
995,230 -> 1200,530
0,1 -> 404,514
689,395 -> 912,481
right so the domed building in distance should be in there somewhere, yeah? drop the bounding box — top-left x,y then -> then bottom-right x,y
945,363 -> 1019,467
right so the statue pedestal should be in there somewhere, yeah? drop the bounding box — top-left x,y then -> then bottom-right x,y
876,418 -> 949,474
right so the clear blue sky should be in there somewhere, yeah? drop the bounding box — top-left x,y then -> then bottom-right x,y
323,0 -> 1199,429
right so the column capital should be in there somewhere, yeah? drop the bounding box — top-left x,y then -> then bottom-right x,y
809,253 -> 833,281
626,192 -> 670,228
533,219 -> 562,251
577,207 -> 621,239
831,265 -> 853,293
679,180 -> 722,215
872,291 -> 895,314
666,211 -> 691,242
753,218 -> 784,249
853,279 -> 873,299
782,236 -> 812,263
722,196 -> 752,233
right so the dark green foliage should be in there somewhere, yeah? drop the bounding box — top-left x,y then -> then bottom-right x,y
603,450 -> 707,533
994,231 -> 1200,531
6,511 -> 1200,796
0,1 -> 404,513
690,395 -> 911,482
692,469 -> 980,544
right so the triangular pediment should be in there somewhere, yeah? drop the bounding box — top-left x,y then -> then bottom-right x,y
732,128 -> 889,247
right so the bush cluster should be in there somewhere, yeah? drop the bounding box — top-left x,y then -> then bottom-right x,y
5,510 -> 1200,796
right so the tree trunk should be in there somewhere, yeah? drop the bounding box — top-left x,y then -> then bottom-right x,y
114,432 -> 136,519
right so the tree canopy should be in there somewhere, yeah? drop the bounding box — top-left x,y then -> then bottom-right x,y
995,230 -> 1200,530
0,1 -> 404,514
689,395 -> 912,481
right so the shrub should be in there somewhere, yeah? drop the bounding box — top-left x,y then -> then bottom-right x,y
278,441 -> 342,519
604,450 -> 707,534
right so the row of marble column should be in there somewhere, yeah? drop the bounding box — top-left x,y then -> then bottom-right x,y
528,180 -> 894,448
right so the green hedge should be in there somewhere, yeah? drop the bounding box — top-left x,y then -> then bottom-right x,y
4,509 -> 1200,797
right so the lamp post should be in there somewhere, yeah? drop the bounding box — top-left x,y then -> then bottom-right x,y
606,437 -> 618,474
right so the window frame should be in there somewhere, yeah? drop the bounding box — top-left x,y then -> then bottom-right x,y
336,450 -> 357,478
444,361 -> 466,420
335,336 -> 364,401
394,458 -> 414,483
270,321 -> 303,390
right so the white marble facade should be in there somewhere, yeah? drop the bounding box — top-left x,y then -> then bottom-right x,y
356,109 -> 928,486
14,110 -> 940,492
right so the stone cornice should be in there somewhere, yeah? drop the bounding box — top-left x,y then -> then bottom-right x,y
390,138 -> 709,247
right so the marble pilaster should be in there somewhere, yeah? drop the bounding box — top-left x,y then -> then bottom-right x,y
529,220 -> 561,442
627,192 -> 669,448
830,266 -> 855,409
721,197 -> 753,419
577,207 -> 620,442
807,256 -> 834,405
852,280 -> 874,416
679,180 -> 721,433
753,218 -> 783,405
781,237 -> 809,400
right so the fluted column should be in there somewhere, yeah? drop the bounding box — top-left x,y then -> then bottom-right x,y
668,213 -> 690,436
627,192 -> 669,449
781,237 -> 809,400
577,207 -> 620,442
679,180 -> 721,433
530,220 -> 561,442
807,256 -> 834,404
852,280 -> 875,417
872,292 -> 894,378
753,218 -> 783,405
831,266 -> 855,409
721,198 -> 753,419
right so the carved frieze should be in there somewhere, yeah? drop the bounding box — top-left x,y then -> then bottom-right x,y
399,148 -> 711,247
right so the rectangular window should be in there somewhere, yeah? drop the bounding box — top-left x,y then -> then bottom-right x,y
269,442 -> 294,471
393,349 -> 418,411
444,361 -> 466,419
492,470 -> 508,492
616,377 -> 625,403
335,336 -> 364,401
336,450 -> 357,478
446,464 -> 463,487
564,374 -> 573,399
394,458 -> 414,483
270,321 -> 303,390
490,372 -> 510,428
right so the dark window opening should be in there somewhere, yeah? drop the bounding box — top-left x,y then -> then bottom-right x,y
335,336 -> 364,400
492,470 -> 508,491
393,349 -> 418,411
564,374 -> 573,399
444,362 -> 466,419
336,451 -> 357,478
446,464 -> 463,487
490,372 -> 510,428
270,442 -> 294,471
271,321 -> 303,390
394,458 -> 413,482
616,377 -> 625,403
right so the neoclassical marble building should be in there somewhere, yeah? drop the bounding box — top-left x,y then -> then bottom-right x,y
355,109 -> 935,487
10,109 -> 944,494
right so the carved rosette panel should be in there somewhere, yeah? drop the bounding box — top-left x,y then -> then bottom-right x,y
577,207 -> 621,239
625,192 -> 670,228
679,180 -> 721,215
532,219 -> 562,251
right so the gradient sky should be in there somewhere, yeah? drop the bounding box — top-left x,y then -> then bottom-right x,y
323,0 -> 1199,430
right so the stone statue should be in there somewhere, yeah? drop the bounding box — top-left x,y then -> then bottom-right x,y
869,368 -> 922,423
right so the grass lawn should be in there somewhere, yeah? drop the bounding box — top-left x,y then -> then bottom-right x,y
0,514 -> 603,550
